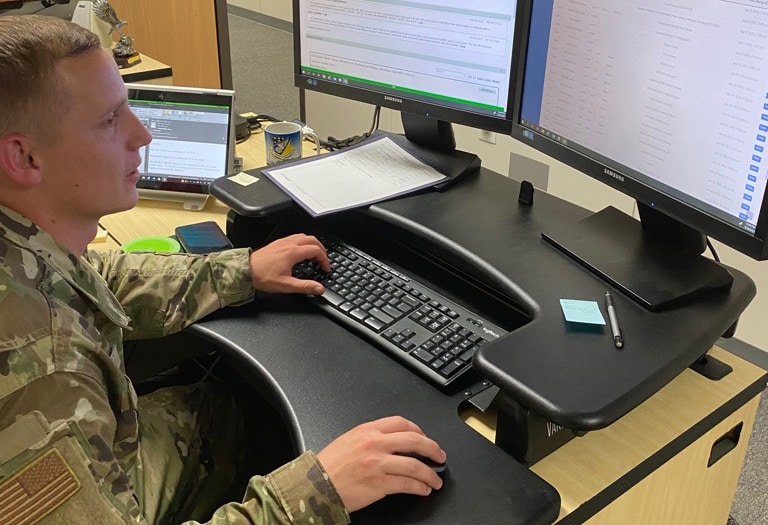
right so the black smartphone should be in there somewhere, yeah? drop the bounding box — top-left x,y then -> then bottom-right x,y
174,221 -> 234,254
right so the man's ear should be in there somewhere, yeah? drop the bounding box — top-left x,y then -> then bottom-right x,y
0,134 -> 43,187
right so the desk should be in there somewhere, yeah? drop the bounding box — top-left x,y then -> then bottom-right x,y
119,54 -> 173,85
463,346 -> 765,523
95,132 -> 766,524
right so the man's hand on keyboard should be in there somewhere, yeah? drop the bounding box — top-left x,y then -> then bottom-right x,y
316,415 -> 446,513
249,233 -> 330,295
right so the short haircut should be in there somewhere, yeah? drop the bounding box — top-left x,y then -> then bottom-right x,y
0,15 -> 101,140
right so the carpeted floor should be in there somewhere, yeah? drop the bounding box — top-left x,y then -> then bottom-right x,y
731,391 -> 768,524
722,339 -> 768,525
228,8 -> 300,122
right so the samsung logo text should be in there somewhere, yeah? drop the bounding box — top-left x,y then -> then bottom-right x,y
604,168 -> 624,182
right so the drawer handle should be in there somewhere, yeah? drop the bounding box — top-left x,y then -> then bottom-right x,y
708,422 -> 743,467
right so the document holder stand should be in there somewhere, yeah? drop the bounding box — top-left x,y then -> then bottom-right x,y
495,392 -> 581,466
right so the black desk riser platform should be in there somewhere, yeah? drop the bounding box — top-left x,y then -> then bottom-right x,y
196,166 -> 755,524
218,166 -> 755,430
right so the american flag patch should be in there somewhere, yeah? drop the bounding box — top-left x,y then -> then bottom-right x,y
0,449 -> 80,525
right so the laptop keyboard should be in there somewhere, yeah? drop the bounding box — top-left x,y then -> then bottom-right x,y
293,236 -> 507,387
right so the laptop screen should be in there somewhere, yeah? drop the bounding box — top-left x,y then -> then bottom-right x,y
125,84 -> 235,198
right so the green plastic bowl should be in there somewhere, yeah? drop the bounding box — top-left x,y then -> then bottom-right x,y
121,236 -> 181,253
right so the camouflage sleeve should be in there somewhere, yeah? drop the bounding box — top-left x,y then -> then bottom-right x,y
84,248 -> 254,340
187,452 -> 350,525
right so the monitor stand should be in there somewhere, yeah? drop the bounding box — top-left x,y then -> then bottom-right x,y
400,112 -> 481,190
542,204 -> 734,310
137,188 -> 209,211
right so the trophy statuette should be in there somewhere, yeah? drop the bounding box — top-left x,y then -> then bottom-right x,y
92,0 -> 141,68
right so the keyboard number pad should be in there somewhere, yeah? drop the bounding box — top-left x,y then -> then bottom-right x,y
397,323 -> 486,378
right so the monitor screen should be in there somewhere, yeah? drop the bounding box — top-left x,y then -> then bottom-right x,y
130,97 -> 231,191
293,0 -> 523,136
515,0 -> 768,258
125,84 -> 235,210
511,0 -> 768,307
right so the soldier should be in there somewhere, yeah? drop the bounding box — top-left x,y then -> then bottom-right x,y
0,15 -> 445,524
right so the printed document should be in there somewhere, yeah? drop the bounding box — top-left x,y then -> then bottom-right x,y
262,136 -> 448,216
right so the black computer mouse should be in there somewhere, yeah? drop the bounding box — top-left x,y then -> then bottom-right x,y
396,452 -> 448,475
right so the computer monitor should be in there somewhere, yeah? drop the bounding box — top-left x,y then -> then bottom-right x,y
511,0 -> 768,309
293,0 -> 524,186
0,0 -> 76,18
125,84 -> 236,211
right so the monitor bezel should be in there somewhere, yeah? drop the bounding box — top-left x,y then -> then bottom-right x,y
508,0 -> 768,261
292,0 -> 528,135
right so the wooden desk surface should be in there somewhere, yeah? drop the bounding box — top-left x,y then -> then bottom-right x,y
98,198 -> 230,249
237,129 -> 270,171
119,54 -> 173,85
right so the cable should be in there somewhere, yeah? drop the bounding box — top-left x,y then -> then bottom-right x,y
368,105 -> 382,135
320,106 -> 381,151
707,238 -> 721,262
251,114 -> 280,125
235,127 -> 252,144
235,113 -> 282,144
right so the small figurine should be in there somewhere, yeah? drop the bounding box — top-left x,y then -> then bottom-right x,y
93,0 -> 141,68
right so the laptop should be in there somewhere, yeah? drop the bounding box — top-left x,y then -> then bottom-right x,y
125,83 -> 236,211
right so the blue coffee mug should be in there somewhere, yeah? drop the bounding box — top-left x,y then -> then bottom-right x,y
264,121 -> 320,164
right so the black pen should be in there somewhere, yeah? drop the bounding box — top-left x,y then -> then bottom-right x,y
605,292 -> 624,348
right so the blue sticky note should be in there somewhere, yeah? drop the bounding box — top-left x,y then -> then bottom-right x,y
560,299 -> 605,325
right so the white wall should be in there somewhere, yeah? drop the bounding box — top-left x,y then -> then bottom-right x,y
305,91 -> 768,352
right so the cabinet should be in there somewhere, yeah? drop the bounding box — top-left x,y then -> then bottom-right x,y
107,0 -> 231,89
462,346 -> 766,524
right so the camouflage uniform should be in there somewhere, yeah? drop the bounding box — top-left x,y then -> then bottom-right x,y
0,205 -> 349,524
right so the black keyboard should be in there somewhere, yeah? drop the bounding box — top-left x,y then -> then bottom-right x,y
293,236 -> 507,387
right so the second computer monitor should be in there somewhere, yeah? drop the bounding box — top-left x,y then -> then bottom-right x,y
512,0 -> 768,308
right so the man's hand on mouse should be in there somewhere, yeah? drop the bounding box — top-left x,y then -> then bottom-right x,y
316,415 -> 446,513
